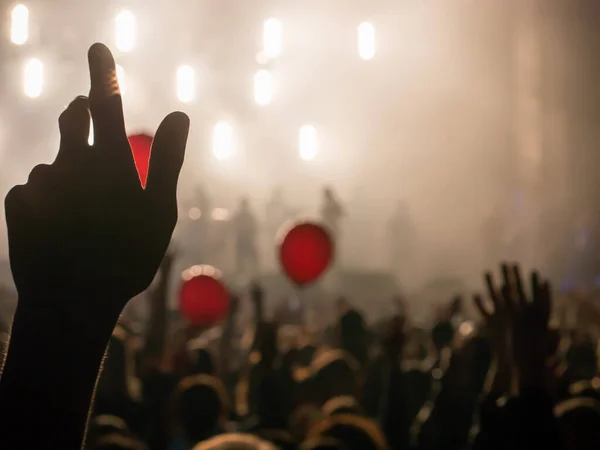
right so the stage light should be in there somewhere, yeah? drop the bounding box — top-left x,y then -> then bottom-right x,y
88,120 -> 94,145
188,207 -> 201,220
254,69 -> 274,106
263,18 -> 282,58
115,10 -> 135,52
176,65 -> 195,103
212,121 -> 234,161
211,208 -> 230,221
116,64 -> 126,94
358,22 -> 376,60
23,58 -> 43,98
299,125 -> 318,161
10,4 -> 29,45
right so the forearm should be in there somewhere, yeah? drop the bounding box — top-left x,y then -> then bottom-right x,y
484,353 -> 513,396
0,301 -> 115,450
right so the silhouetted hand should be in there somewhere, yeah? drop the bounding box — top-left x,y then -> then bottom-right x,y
5,43 -> 189,331
474,268 -> 512,357
505,265 -> 552,390
474,265 -> 514,394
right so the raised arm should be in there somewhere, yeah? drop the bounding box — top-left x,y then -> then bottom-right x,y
0,43 -> 189,450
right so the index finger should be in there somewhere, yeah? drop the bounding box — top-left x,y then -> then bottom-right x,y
484,271 -> 501,309
88,43 -> 128,152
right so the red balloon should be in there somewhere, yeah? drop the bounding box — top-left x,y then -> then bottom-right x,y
128,133 -> 153,188
179,272 -> 229,327
278,221 -> 334,286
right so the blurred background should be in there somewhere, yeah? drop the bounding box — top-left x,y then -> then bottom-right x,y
0,0 -> 599,320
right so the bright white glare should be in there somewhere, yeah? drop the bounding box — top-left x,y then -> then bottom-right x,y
88,120 -> 94,145
177,65 -> 195,103
358,22 -> 376,60
116,64 -> 126,94
188,207 -> 201,220
212,121 -> 234,161
10,4 -> 29,45
263,18 -> 283,58
23,58 -> 43,98
254,69 -> 274,106
299,125 -> 318,161
211,208 -> 230,221
115,10 -> 135,52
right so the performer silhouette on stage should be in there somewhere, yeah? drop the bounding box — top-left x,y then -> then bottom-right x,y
232,197 -> 259,276
266,187 -> 288,238
320,186 -> 344,239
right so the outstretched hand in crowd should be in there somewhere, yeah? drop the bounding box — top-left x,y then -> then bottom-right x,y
0,43 -> 189,450
475,263 -> 554,396
6,43 -> 189,330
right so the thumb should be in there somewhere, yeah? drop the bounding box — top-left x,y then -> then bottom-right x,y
146,112 -> 189,199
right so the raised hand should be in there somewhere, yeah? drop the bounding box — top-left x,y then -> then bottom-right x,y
0,43 -> 189,450
5,43 -> 189,331
474,265 -> 514,394
474,267 -> 512,357
481,263 -> 553,392
504,265 -> 553,389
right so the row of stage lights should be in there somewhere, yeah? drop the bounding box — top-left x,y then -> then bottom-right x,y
9,5 -> 376,161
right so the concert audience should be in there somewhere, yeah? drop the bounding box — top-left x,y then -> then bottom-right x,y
0,43 -> 596,450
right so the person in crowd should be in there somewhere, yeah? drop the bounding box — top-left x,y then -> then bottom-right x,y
320,186 -> 344,240
0,41 -> 597,450
266,187 -> 288,236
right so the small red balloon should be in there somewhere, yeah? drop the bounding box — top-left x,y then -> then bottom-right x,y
179,273 -> 229,327
278,221 -> 334,286
128,133 -> 153,188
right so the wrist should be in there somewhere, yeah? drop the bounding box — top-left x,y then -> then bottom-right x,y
1,301 -> 115,413
17,288 -> 125,339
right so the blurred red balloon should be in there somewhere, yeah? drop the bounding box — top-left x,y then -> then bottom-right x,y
278,221 -> 334,286
128,133 -> 153,188
179,273 -> 229,327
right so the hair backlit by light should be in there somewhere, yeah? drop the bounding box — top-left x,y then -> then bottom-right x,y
115,10 -> 135,52
23,58 -> 43,98
263,18 -> 283,58
254,69 -> 274,106
358,22 -> 376,60
212,121 -> 234,161
10,4 -> 29,45
176,65 -> 195,103
299,125 -> 318,161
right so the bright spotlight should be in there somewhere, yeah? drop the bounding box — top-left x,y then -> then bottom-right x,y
263,18 -> 282,58
212,121 -> 234,161
254,69 -> 274,106
10,4 -> 29,45
358,22 -> 376,60
116,64 -> 126,94
176,65 -> 195,103
88,120 -> 94,146
299,125 -> 318,161
23,58 -> 43,98
115,10 -> 135,52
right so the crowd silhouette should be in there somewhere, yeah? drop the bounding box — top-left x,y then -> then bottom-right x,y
0,43 -> 598,450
